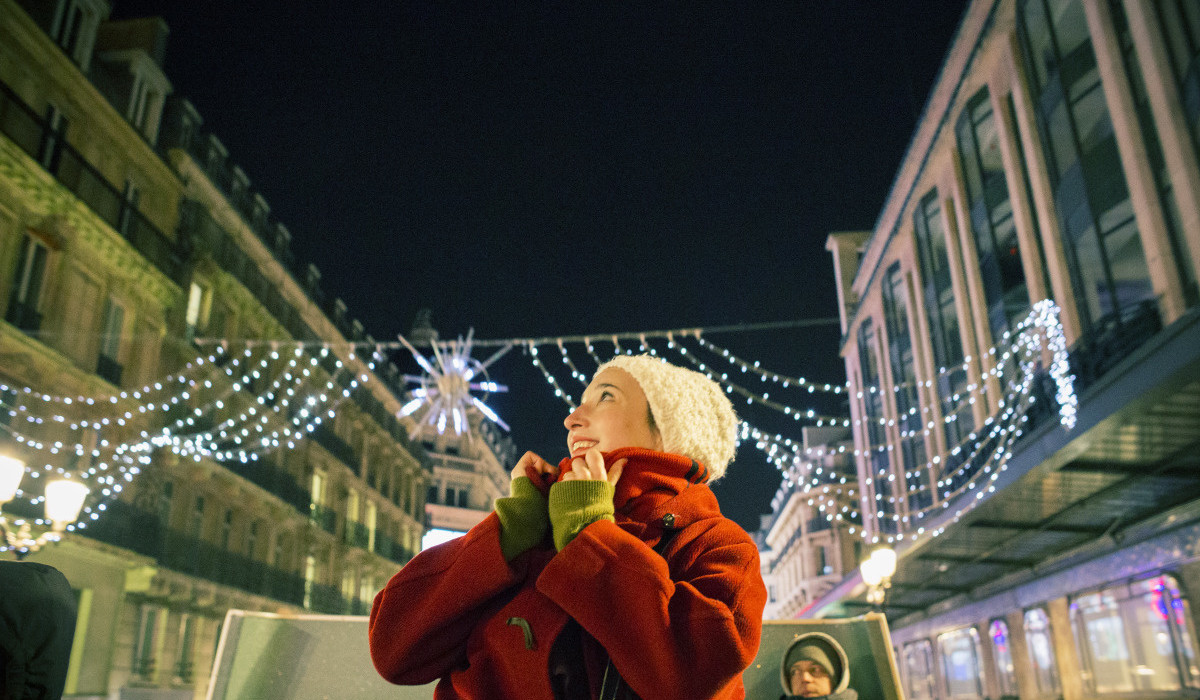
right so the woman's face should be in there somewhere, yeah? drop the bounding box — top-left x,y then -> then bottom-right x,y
564,367 -> 661,458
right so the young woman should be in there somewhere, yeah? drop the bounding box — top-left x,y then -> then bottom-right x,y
369,354 -> 767,699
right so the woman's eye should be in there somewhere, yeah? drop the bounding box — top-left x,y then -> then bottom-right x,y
599,391 -> 613,401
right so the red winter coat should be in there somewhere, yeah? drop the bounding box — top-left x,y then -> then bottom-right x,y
369,447 -> 767,699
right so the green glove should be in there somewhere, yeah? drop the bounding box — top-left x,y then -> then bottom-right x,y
548,480 -> 615,551
495,476 -> 549,561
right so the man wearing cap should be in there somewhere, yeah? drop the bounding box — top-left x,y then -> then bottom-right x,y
780,632 -> 858,700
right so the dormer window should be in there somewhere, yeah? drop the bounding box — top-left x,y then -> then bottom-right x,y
92,17 -> 172,143
50,0 -> 107,70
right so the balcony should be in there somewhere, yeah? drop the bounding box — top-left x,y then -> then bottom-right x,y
0,79 -> 184,282
343,520 -> 370,549
372,532 -> 413,566
307,583 -> 345,615
83,500 -> 306,606
4,300 -> 42,334
311,424 -> 360,477
309,503 -> 337,535
218,458 -> 311,514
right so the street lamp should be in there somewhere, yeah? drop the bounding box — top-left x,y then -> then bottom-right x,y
860,545 -> 897,611
0,454 -> 89,559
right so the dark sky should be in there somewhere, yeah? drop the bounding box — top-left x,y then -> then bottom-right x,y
112,1 -> 968,531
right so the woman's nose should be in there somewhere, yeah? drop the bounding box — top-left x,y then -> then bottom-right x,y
564,406 -> 585,430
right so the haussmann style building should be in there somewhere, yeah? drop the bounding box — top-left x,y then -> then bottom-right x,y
0,1 -> 514,698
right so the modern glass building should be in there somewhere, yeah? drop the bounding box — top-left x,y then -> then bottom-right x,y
816,1 -> 1200,698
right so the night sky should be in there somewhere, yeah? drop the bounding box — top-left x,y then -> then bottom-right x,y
111,1 -> 969,532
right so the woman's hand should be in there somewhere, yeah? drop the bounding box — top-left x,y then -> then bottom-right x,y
560,447 -> 625,486
512,451 -> 558,490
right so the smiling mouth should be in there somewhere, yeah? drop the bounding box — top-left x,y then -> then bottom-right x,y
570,439 -> 598,454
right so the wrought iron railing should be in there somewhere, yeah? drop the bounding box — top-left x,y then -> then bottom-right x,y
83,500 -> 307,606
309,503 -> 337,535
0,79 -> 184,281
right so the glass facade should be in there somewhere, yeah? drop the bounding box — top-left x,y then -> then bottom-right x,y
957,88 -> 1033,340
1018,0 -> 1157,333
1070,574 -> 1200,694
1154,0 -> 1200,166
912,190 -> 975,484
1110,0 -> 1198,304
882,263 -> 928,514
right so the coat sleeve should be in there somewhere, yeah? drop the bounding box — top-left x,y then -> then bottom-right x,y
368,512 -> 522,685
535,517 -> 767,700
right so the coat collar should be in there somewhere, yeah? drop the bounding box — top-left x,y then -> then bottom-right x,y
555,447 -> 722,534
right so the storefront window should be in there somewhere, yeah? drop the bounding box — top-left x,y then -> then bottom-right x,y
1025,607 -> 1061,694
904,639 -> 938,700
1072,574 -> 1200,693
989,619 -> 1019,696
938,627 -> 985,698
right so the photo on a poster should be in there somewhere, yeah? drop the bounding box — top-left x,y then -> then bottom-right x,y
743,614 -> 904,700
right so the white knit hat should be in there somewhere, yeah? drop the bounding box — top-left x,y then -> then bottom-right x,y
595,354 -> 738,481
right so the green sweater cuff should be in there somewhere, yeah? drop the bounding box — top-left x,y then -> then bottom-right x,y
548,480 -> 615,551
495,476 -> 548,561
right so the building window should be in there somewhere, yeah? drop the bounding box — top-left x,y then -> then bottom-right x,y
445,486 -> 457,507
882,263 -> 928,513
303,554 -> 316,609
37,105 -> 68,171
51,0 -> 100,68
185,282 -> 211,340
189,496 -> 205,540
117,180 -> 140,239
340,569 -> 356,613
1110,0 -> 1198,304
857,318 -> 895,534
156,481 -> 172,530
97,298 -> 125,386
903,639 -> 938,700
956,88 -> 1032,341
937,627 -> 985,699
912,190 -> 975,476
427,484 -> 438,507
246,520 -> 258,558
220,509 -> 233,550
6,235 -> 50,334
1024,607 -> 1061,694
457,487 -> 469,508
1154,0 -> 1200,169
311,468 -> 326,507
174,613 -> 195,684
131,604 -> 163,680
989,619 -> 1019,697
1070,573 -> 1200,693
1017,0 -> 1157,335
365,500 -> 377,552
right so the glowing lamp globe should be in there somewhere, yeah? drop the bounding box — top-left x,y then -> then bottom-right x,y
870,546 -> 898,579
44,479 -> 88,530
860,556 -> 885,587
0,455 -> 25,504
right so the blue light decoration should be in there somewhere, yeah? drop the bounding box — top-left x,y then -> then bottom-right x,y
396,330 -> 511,437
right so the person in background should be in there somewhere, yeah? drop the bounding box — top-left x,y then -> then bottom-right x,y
0,560 -> 78,700
779,632 -> 858,700
370,354 -> 767,699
